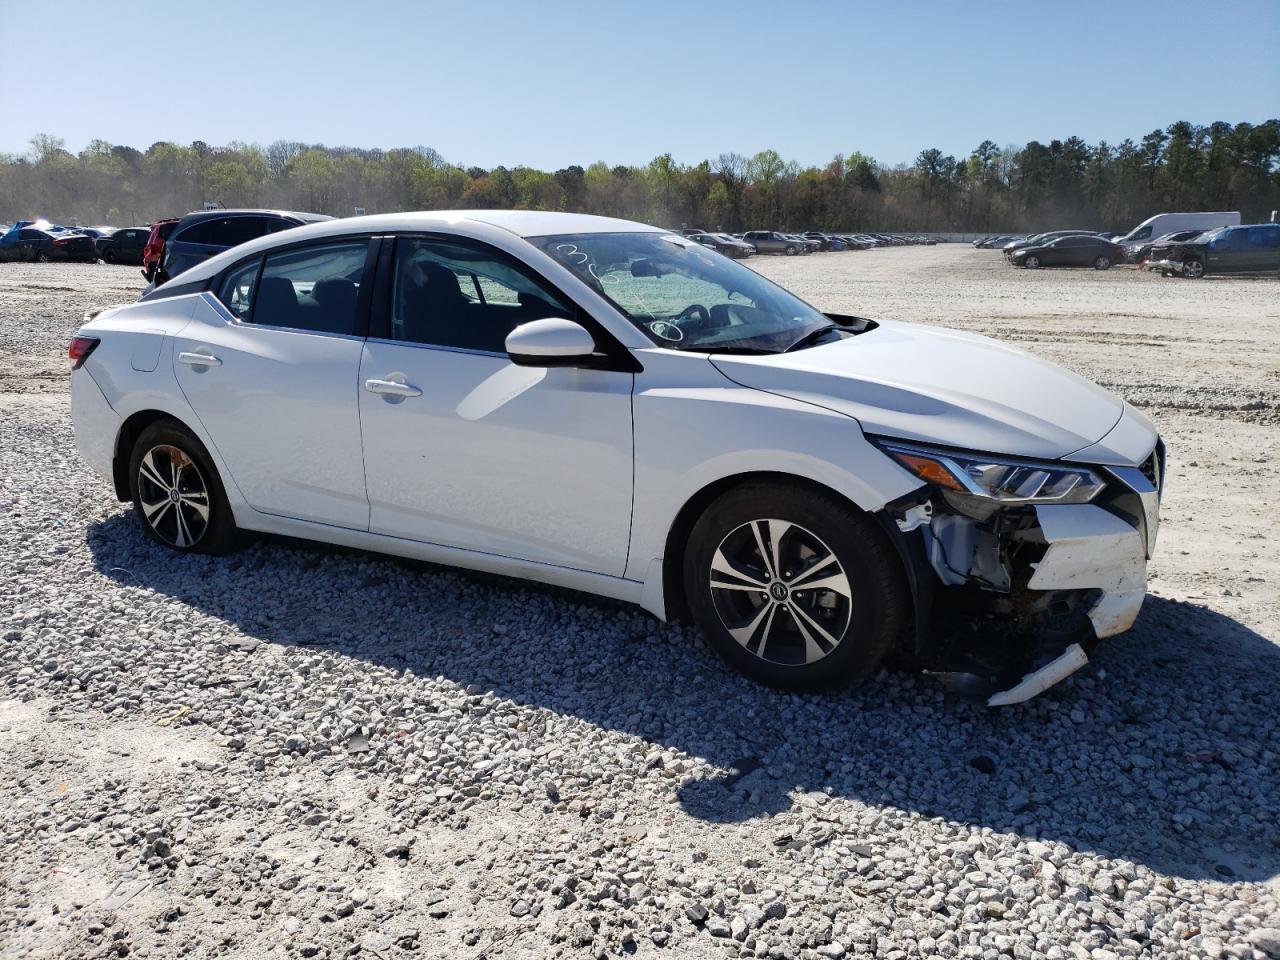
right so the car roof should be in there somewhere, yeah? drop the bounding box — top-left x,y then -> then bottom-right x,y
147,210 -> 670,291
176,208 -> 335,226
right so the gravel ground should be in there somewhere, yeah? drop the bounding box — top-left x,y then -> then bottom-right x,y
2,250 -> 1278,960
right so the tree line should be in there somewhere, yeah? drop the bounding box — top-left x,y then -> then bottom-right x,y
2,120 -> 1277,234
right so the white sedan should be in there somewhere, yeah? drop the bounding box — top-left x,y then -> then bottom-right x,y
69,211 -> 1163,704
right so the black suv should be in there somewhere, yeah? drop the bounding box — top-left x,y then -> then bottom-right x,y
157,209 -> 332,285
1161,223 -> 1280,278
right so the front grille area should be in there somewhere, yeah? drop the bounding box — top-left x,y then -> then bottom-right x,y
1139,438 -> 1165,495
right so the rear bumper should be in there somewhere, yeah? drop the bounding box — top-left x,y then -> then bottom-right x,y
71,366 -> 121,484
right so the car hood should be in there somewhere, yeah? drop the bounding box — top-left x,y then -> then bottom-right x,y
709,320 -> 1124,460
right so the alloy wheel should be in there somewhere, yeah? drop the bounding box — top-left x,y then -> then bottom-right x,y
1025,256 -> 1040,269
136,444 -> 211,548
1094,256 -> 1111,269
1184,258 -> 1204,279
708,519 -> 853,666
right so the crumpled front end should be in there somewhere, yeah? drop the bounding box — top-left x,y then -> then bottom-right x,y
883,439 -> 1164,706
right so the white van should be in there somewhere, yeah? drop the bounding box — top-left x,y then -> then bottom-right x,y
1119,211 -> 1240,252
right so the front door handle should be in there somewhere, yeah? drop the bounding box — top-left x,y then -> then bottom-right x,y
365,378 -> 422,398
178,351 -> 221,367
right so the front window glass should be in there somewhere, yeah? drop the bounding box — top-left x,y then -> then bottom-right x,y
529,232 -> 832,353
389,238 -> 571,352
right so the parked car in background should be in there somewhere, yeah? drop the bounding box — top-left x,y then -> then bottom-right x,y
1116,211 -> 1239,257
1150,223 -> 1280,278
1009,234 -> 1126,270
69,210 -> 1162,706
708,232 -> 755,257
0,224 -> 97,262
977,235 -> 1023,249
97,226 -> 151,265
1002,230 -> 1097,255
688,232 -> 754,258
142,218 -> 180,282
803,232 -> 839,251
1127,229 -> 1204,263
742,230 -> 806,255
156,209 -> 332,285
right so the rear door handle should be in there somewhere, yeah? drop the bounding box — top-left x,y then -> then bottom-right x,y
178,351 -> 222,367
365,378 -> 422,398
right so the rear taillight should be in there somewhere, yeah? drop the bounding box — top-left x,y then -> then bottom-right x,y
54,238 -> 72,246
69,335 -> 100,369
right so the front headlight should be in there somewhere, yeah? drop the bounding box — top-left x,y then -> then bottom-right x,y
873,439 -> 1106,504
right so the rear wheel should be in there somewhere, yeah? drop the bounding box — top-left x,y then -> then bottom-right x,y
682,481 -> 907,691
36,251 -> 49,263
128,419 -> 241,554
785,245 -> 796,256
1183,257 -> 1204,279
1093,255 -> 1112,270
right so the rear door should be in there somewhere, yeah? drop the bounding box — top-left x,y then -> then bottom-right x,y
1256,225 -> 1280,272
172,237 -> 377,529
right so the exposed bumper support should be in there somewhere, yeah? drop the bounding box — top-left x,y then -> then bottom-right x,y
987,642 -> 1089,707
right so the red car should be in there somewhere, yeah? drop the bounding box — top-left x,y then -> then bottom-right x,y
141,218 -> 180,282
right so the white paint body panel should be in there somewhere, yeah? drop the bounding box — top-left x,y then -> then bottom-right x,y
357,340 -> 633,575
1030,504 -> 1148,638
711,321 -> 1124,460
173,294 -> 368,529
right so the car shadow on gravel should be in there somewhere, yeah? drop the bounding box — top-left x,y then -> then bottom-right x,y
87,515 -> 1280,884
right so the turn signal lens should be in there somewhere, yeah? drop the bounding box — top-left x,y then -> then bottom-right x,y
891,453 -> 966,491
68,335 -> 100,370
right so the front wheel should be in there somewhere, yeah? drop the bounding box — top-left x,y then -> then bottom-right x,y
682,481 -> 907,691
1093,256 -> 1112,270
1183,257 -> 1204,279
129,419 -> 242,554
1023,255 -> 1040,269
103,249 -> 117,264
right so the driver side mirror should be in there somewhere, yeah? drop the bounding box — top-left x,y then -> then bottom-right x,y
505,318 -> 597,367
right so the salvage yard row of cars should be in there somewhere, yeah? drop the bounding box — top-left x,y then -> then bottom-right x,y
687,229 -> 938,257
973,214 -> 1280,277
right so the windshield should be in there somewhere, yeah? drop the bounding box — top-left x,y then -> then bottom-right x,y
529,231 -> 833,353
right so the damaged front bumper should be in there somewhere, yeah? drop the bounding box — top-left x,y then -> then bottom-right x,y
885,440 -> 1164,706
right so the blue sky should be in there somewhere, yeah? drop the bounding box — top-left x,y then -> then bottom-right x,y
3,0 -> 1277,169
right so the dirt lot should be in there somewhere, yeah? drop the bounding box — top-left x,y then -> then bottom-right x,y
2,247 -> 1278,959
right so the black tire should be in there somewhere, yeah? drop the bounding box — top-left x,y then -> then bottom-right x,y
128,419 -> 242,555
785,245 -> 796,256
1023,255 -> 1040,269
36,251 -> 49,263
103,249 -> 117,264
682,481 -> 908,691
1093,256 -> 1112,270
1182,256 -> 1204,279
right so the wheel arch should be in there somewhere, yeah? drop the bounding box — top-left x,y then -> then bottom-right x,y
657,470 -> 908,625
111,409 -> 194,501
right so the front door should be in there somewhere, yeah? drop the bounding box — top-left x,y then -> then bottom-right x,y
173,238 -> 375,529
356,236 -> 634,576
